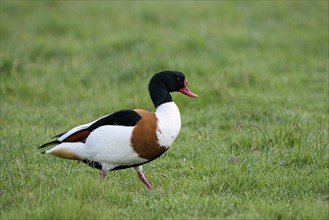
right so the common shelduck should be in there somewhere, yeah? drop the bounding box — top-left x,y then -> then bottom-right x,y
39,70 -> 198,191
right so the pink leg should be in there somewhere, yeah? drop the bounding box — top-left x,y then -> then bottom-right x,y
137,171 -> 154,191
99,170 -> 107,182
134,166 -> 154,191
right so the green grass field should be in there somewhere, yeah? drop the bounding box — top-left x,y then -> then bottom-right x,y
1,1 -> 328,219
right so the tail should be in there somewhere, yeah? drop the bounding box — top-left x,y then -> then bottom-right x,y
43,142 -> 87,160
39,140 -> 61,149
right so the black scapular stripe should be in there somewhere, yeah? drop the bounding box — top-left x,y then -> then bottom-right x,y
38,140 -> 61,149
87,110 -> 142,132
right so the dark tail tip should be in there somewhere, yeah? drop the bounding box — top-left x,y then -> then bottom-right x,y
38,140 -> 61,149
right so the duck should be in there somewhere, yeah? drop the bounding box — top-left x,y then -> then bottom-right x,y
39,70 -> 198,191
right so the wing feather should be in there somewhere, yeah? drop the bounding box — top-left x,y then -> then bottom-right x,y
38,140 -> 61,149
58,122 -> 92,142
39,110 -> 142,154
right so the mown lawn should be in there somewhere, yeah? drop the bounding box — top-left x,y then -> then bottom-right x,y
1,1 -> 328,219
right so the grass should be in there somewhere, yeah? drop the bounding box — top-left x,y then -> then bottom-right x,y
1,1 -> 328,219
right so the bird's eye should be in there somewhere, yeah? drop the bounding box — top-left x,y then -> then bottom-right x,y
176,77 -> 182,82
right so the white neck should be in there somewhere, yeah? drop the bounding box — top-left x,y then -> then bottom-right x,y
155,102 -> 181,148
